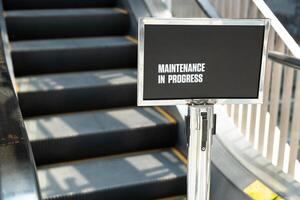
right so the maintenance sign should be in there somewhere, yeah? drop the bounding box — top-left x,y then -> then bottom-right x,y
138,18 -> 270,106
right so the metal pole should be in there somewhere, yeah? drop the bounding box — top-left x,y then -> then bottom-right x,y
187,104 -> 214,200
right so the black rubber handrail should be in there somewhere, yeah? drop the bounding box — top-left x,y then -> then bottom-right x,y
268,51 -> 300,70
0,31 -> 41,199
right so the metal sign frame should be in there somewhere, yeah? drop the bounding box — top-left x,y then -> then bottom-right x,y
137,18 -> 270,106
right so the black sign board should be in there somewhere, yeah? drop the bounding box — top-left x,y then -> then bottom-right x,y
138,18 -> 270,106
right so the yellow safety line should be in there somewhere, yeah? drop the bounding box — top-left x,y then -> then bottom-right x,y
154,106 -> 177,124
172,148 -> 187,165
154,107 -> 186,164
154,107 -> 187,165
113,8 -> 128,14
125,35 -> 138,44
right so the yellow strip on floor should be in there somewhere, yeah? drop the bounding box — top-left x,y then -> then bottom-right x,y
244,180 -> 284,200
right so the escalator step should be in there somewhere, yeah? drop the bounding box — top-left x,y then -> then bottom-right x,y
6,8 -> 129,41
25,107 -> 177,165
38,149 -> 187,200
11,36 -> 137,76
3,0 -> 117,10
17,68 -> 137,117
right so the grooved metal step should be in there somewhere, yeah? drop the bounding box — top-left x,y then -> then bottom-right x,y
25,107 -> 177,165
1,0 -> 189,199
37,149 -> 187,200
17,69 -> 137,117
11,36 -> 137,76
6,8 -> 129,40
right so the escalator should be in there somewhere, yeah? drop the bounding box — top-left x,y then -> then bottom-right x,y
2,0 -> 300,199
2,0 -> 186,199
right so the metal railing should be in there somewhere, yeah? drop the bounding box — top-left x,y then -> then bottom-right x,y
170,0 -> 300,181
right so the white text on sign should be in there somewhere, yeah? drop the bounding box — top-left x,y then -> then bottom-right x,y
157,63 -> 206,84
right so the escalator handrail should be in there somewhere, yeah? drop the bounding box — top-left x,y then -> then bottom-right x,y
268,51 -> 300,71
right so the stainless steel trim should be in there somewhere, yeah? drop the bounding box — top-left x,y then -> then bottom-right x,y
0,1 -> 17,93
188,104 -> 213,200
